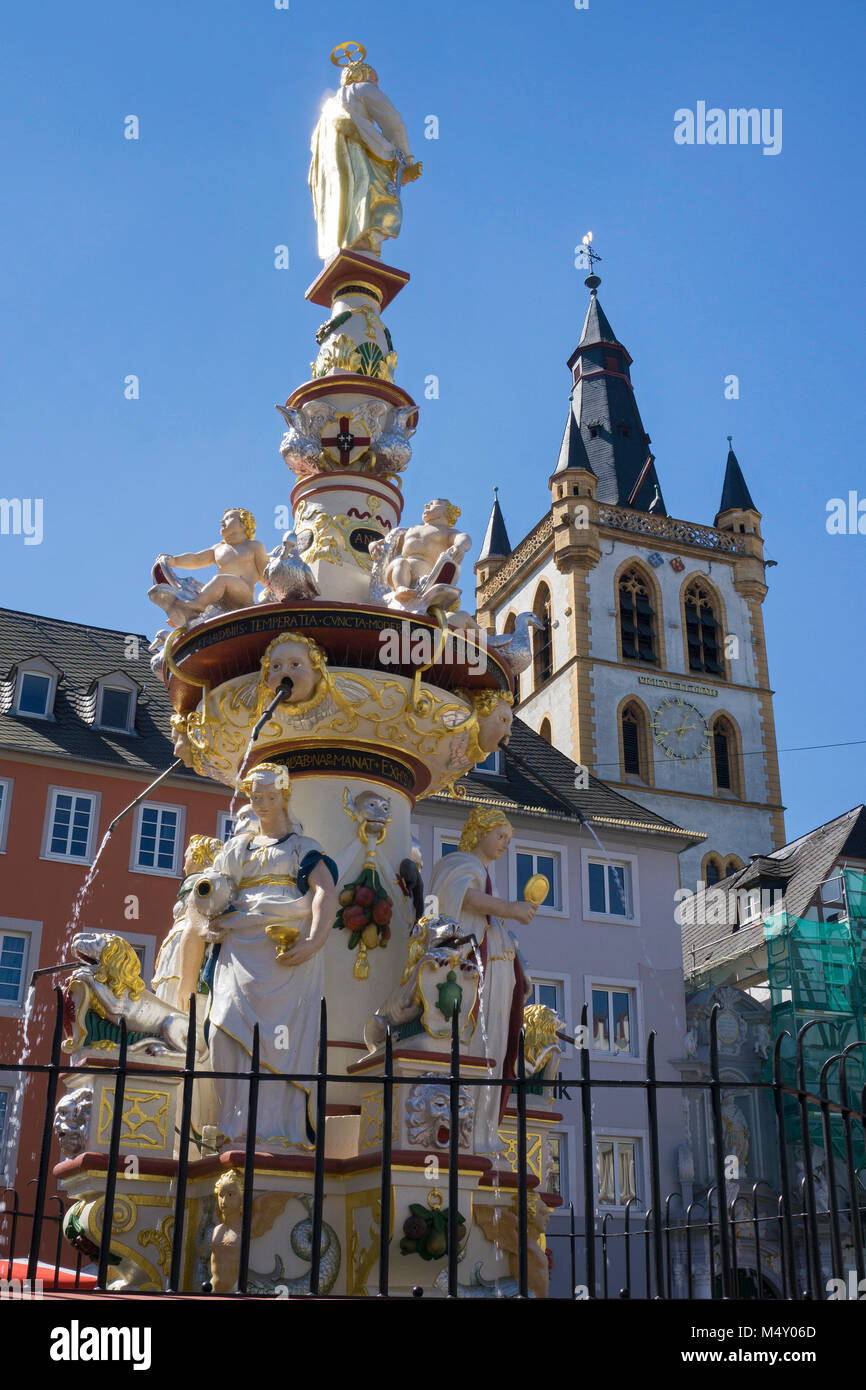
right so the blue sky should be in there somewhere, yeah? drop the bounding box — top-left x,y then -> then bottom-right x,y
1,0 -> 864,843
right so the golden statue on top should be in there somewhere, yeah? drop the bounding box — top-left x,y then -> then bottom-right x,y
309,42 -> 422,262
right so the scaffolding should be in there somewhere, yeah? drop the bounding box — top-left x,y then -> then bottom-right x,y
765,869 -> 866,1161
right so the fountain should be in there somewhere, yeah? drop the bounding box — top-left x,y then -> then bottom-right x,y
49,40 -> 564,1297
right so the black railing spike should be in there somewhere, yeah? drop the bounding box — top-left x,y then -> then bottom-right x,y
311,997 -> 328,1298
645,1030 -> 664,1298
708,1005 -> 732,1298
578,1000 -> 596,1298
168,990 -> 198,1293
237,1023 -> 260,1296
516,1027 -> 529,1299
447,1005 -> 460,1299
96,1012 -> 128,1292
378,1019 -> 393,1298
27,985 -> 64,1284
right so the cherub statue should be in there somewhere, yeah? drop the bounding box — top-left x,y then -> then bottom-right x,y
378,499 -> 471,612
148,508 -> 268,627
209,1169 -> 293,1294
474,1196 -> 551,1299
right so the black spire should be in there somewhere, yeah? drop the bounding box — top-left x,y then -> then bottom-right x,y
553,405 -> 595,475
478,489 -> 512,560
716,437 -> 757,520
564,274 -> 666,515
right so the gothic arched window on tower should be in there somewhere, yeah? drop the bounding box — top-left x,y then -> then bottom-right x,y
619,700 -> 652,783
539,717 -> 552,744
618,568 -> 657,664
532,585 -> 553,688
684,580 -> 723,675
711,714 -> 743,798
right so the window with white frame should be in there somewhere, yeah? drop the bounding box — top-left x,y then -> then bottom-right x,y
528,978 -> 563,1014
217,810 -> 236,841
44,789 -> 98,862
436,832 -> 461,859
0,778 -> 12,852
133,803 -> 184,875
474,749 -> 502,775
97,680 -> 136,733
591,984 -> 638,1056
514,846 -> 561,910
15,658 -> 59,719
596,1136 -> 643,1208
584,852 -> 635,920
0,931 -> 29,1006
547,1132 -> 569,1203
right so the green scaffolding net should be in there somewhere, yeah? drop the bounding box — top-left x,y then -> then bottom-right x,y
764,869 -> 866,1164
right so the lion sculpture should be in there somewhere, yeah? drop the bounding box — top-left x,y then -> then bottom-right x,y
63,930 -> 207,1058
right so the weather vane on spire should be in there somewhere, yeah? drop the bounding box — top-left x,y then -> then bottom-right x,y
581,230 -> 602,293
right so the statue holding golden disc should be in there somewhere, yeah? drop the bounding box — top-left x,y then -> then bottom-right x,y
523,873 -> 550,906
309,41 -> 422,262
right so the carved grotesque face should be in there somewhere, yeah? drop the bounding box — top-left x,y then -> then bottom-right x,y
478,824 -> 512,862
356,790 -> 390,832
477,698 -> 513,753
265,640 -> 321,703
422,499 -> 451,526
221,509 -> 247,542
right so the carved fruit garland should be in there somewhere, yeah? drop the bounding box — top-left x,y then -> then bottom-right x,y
333,833 -> 393,979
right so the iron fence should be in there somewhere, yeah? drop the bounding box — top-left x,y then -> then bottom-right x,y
2,998 -> 866,1299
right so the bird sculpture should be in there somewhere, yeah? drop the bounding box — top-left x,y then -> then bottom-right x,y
371,405 -> 416,475
148,629 -> 171,680
487,612 -> 543,676
275,403 -> 331,476
258,532 -> 320,604
368,528 -> 406,606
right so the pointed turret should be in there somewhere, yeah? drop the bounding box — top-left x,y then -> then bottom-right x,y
475,490 -> 513,616
552,405 -> 595,476
478,490 -> 512,562
716,438 -> 757,519
562,274 -> 666,515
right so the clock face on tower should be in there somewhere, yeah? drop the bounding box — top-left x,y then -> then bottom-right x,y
651,696 -> 711,763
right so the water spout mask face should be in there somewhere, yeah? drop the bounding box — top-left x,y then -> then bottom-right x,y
264,640 -> 322,704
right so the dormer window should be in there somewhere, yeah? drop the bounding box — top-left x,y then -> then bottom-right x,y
95,673 -> 138,733
14,658 -> 60,720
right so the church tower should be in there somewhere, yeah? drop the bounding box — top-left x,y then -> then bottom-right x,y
475,269 -> 785,889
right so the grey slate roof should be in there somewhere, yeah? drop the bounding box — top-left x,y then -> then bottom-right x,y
564,288 -> 667,516
432,717 -> 701,846
0,606 -> 189,777
716,444 -> 758,519
681,805 -> 866,977
478,496 -> 512,561
553,407 -> 595,476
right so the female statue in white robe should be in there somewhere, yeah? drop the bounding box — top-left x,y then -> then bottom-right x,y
206,764 -> 337,1153
427,808 -> 538,1155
